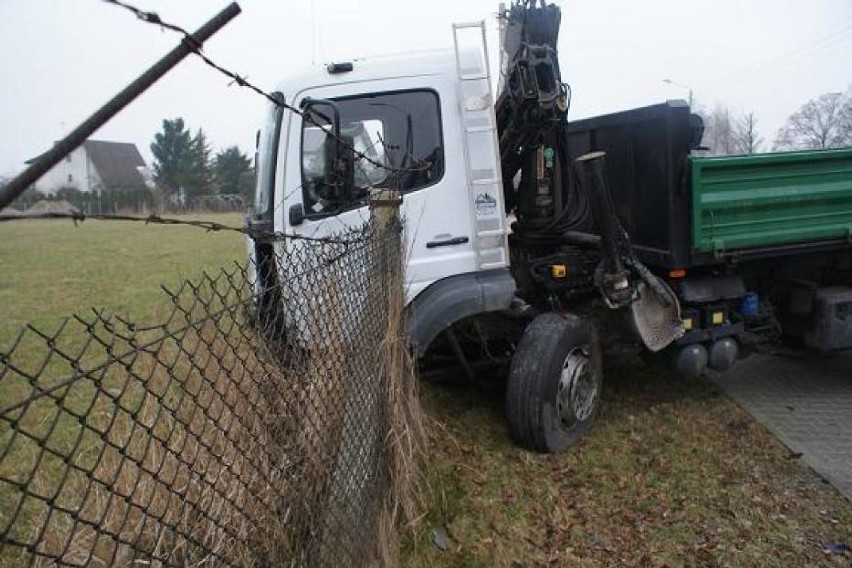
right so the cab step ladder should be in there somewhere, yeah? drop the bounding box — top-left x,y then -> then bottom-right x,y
452,21 -> 510,271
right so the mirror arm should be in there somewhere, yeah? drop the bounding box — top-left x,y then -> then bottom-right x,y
300,97 -> 342,143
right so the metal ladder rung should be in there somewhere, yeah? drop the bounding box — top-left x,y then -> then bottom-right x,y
465,125 -> 495,134
476,229 -> 504,238
471,178 -> 500,186
453,21 -> 486,29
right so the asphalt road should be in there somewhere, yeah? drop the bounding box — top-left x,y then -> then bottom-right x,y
711,350 -> 852,501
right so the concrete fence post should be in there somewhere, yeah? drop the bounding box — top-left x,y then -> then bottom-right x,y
369,188 -> 402,228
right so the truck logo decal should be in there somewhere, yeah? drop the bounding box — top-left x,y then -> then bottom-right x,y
475,192 -> 497,216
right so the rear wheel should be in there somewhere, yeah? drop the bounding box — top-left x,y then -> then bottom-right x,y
506,313 -> 602,453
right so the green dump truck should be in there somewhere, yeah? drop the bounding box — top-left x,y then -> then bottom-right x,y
566,101 -> 852,376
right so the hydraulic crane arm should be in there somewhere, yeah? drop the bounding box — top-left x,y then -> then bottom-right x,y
495,1 -> 684,350
496,0 -> 590,243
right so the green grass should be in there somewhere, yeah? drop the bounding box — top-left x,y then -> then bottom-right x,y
0,214 -> 247,418
0,215 -> 250,566
1,215 -> 850,566
0,214 -> 245,341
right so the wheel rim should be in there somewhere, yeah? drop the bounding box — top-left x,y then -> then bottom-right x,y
556,347 -> 598,426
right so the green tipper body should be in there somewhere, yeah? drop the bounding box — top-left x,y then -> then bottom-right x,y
691,148 -> 852,254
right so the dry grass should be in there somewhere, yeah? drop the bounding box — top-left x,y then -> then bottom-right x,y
1,215 -> 423,567
371,233 -> 425,567
1,279 -> 294,567
402,358 -> 852,567
13,214 -> 845,566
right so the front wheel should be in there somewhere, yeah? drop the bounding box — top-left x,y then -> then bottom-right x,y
506,313 -> 602,453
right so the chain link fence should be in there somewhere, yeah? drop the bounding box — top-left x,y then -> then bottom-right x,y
0,214 -> 420,567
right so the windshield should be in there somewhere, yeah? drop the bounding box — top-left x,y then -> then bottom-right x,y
301,90 -> 444,215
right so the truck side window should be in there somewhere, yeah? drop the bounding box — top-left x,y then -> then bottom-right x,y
301,89 -> 444,216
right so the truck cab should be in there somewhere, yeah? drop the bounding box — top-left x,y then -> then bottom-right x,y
249,25 -> 518,353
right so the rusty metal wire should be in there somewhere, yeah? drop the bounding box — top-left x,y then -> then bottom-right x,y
99,0 -> 432,176
0,219 -> 408,566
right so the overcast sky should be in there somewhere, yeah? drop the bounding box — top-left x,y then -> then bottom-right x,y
1,0 -> 850,178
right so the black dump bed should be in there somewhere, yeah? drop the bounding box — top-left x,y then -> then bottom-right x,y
565,101 -> 852,270
565,100 -> 696,269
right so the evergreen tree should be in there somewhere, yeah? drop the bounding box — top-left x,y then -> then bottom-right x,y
214,146 -> 253,197
151,120 -> 215,203
150,118 -> 192,201
184,129 -> 214,197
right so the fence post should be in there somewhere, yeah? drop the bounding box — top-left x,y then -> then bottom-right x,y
369,186 -> 403,297
369,188 -> 402,228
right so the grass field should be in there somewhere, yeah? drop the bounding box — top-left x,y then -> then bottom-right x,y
0,214 -> 246,340
1,216 -> 850,566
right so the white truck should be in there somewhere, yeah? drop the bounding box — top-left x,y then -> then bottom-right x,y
246,2 -> 714,453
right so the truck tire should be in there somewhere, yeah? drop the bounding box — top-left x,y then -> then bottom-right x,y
506,313 -> 602,453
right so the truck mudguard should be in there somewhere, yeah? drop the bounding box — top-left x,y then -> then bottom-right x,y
408,268 -> 517,356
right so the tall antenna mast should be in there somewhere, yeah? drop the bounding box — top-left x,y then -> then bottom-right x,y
310,0 -> 317,64
497,2 -> 507,93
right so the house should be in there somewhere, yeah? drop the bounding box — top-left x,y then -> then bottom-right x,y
28,140 -> 151,195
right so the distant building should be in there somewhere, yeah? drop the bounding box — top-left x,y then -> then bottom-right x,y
28,140 -> 151,195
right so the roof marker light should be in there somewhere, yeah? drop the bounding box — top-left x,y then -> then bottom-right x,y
326,62 -> 353,74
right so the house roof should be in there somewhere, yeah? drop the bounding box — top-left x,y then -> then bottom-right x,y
25,139 -> 148,191
82,140 -> 147,190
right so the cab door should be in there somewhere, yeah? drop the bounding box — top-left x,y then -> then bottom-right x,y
277,77 -> 476,300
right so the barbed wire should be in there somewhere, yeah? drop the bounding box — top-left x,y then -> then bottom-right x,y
0,210 -> 364,244
0,1 -> 423,239
100,0 -> 432,175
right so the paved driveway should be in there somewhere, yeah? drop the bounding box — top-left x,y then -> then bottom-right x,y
711,350 -> 852,501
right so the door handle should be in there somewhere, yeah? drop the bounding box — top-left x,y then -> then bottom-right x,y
426,236 -> 469,249
289,203 -> 305,226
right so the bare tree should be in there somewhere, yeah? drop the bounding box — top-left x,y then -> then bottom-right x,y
841,85 -> 852,138
733,112 -> 763,155
774,91 -> 852,151
699,104 -> 736,155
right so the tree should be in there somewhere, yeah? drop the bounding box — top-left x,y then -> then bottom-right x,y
698,104 -> 736,155
733,112 -> 763,155
774,91 -> 852,151
237,169 -> 256,203
213,146 -> 253,197
183,129 -> 214,198
150,118 -> 192,203
150,119 -> 215,206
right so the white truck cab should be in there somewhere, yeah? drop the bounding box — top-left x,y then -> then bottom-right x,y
250,23 -> 517,353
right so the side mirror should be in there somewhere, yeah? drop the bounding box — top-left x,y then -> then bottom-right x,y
323,134 -> 355,202
302,97 -> 356,206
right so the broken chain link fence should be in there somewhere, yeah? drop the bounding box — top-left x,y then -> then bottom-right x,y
0,217 -> 420,567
